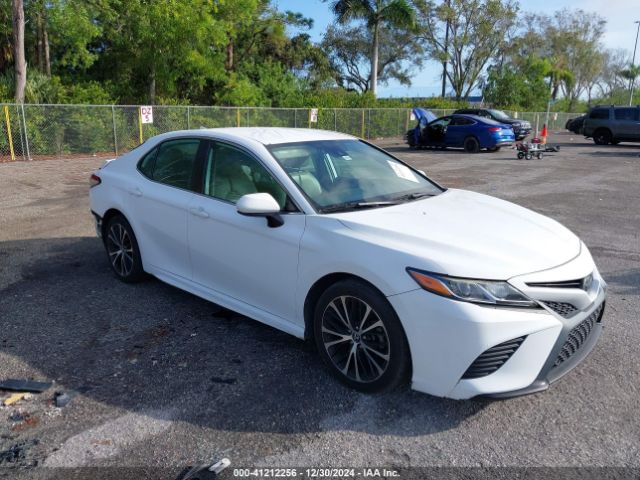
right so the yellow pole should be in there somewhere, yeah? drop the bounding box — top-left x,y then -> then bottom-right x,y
361,109 -> 365,138
237,108 -> 241,127
4,106 -> 15,161
138,107 -> 143,144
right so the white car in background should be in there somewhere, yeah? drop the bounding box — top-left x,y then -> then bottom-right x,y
89,128 -> 606,399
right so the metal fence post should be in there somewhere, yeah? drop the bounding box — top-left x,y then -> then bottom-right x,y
138,106 -> 144,144
111,105 -> 118,156
187,106 -> 191,129
334,109 -> 337,131
20,103 -> 30,160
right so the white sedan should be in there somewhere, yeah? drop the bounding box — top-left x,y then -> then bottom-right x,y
89,128 -> 606,399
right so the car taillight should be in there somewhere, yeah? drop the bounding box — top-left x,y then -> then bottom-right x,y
90,173 -> 101,187
487,127 -> 502,132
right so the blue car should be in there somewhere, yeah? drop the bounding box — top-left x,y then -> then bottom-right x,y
407,109 -> 515,153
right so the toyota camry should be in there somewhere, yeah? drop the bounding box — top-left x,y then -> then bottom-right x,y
89,128 -> 606,399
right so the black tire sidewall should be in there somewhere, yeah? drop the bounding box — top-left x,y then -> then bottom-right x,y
104,215 -> 145,283
594,129 -> 611,145
313,279 -> 411,393
464,137 -> 480,153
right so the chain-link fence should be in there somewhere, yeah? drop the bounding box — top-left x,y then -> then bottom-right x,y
0,104 -> 581,162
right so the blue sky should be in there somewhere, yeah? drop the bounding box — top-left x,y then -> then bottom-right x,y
274,0 -> 639,98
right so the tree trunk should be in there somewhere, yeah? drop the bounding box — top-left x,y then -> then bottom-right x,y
43,12 -> 51,76
37,11 -> 44,72
225,42 -> 234,70
149,64 -> 156,104
370,22 -> 379,97
13,0 -> 26,103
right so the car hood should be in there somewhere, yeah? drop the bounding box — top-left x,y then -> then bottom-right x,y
332,189 -> 581,280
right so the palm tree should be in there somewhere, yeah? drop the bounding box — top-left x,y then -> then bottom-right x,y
328,0 -> 416,97
620,64 -> 640,104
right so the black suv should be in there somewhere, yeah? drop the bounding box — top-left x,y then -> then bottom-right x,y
454,108 -> 532,140
583,105 -> 640,145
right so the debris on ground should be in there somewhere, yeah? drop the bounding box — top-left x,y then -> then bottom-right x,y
10,413 -> 39,432
177,458 -> 231,480
54,391 -> 78,408
0,379 -> 52,393
0,440 -> 39,466
3,392 -> 31,406
210,376 -> 236,385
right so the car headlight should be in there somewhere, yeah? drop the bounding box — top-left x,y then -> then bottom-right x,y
406,268 -> 538,308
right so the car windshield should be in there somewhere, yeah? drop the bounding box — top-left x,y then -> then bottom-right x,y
268,140 -> 443,213
488,109 -> 510,120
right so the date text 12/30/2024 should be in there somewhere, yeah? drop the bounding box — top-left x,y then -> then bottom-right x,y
232,468 -> 401,478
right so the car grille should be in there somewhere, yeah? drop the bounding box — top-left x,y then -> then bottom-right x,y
554,303 -> 604,367
543,301 -> 578,318
527,273 -> 593,291
462,336 -> 526,379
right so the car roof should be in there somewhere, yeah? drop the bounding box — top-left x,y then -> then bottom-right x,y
153,127 -> 356,146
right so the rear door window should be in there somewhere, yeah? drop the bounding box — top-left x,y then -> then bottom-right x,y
138,138 -> 201,191
614,108 -> 639,121
589,108 -> 610,119
450,117 -> 474,126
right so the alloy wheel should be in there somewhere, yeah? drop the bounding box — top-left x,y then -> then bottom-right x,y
106,223 -> 134,277
321,295 -> 390,383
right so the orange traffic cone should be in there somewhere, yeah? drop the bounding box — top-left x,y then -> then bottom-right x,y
540,124 -> 548,145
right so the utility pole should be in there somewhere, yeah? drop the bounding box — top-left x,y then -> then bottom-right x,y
629,20 -> 640,106
441,0 -> 451,98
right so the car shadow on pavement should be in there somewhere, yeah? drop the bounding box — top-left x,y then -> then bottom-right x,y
0,237 -> 490,438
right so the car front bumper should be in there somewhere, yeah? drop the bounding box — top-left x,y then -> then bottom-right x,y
388,246 -> 606,399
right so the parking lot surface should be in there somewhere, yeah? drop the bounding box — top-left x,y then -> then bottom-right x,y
0,133 -> 639,479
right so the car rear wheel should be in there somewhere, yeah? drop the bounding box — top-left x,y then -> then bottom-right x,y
314,280 -> 410,393
104,215 -> 145,283
463,137 -> 480,153
593,129 -> 612,145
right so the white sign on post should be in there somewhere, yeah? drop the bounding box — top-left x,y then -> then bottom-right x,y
140,106 -> 154,124
309,108 -> 318,123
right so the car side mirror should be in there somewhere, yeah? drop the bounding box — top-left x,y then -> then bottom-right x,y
236,193 -> 284,228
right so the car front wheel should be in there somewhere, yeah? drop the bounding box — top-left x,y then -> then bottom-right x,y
314,280 -> 411,393
104,215 -> 145,282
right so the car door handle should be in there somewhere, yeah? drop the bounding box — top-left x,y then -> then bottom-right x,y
129,187 -> 143,197
189,206 -> 209,219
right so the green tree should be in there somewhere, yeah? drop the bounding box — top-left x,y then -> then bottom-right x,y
325,0 -> 416,98
483,56 -> 550,110
415,0 -> 518,100
322,23 -> 423,93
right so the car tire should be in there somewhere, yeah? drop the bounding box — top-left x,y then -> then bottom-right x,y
593,129 -> 612,145
104,215 -> 146,283
313,279 -> 411,393
463,137 -> 480,153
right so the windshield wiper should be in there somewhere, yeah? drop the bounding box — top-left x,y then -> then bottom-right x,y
392,192 -> 437,202
320,200 -> 400,213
